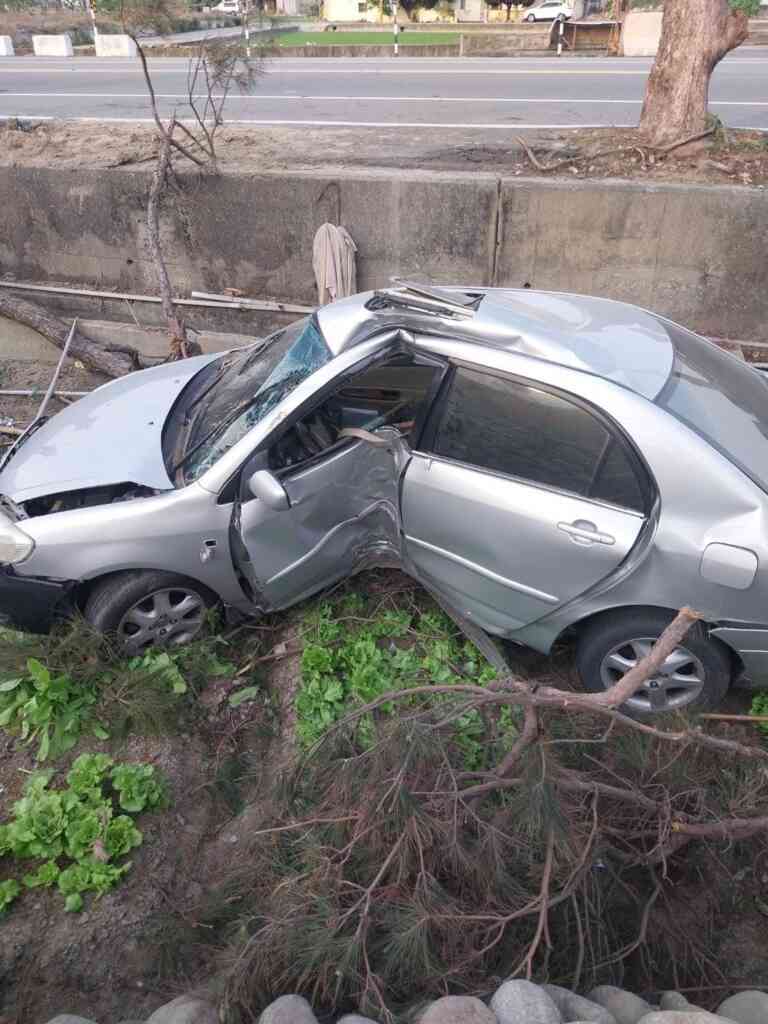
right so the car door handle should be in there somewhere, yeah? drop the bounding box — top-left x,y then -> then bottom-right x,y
557,520 -> 615,546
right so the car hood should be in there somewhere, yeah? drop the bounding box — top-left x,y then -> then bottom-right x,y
0,354 -> 219,503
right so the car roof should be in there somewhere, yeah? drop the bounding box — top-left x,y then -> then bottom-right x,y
316,285 -> 675,400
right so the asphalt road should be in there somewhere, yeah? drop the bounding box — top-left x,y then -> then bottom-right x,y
0,48 -> 766,130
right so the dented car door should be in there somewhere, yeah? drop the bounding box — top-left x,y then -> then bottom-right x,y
231,351 -> 443,611
233,431 -> 406,610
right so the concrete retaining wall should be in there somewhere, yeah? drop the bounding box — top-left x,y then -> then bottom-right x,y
276,42 -> 460,55
0,36 -> 14,56
0,167 -> 766,344
0,316 -> 256,363
31,34 -> 74,56
620,10 -> 662,56
94,33 -> 138,57
462,28 -> 550,53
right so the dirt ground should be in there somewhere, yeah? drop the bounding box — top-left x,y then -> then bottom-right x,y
2,119 -> 767,186
0,358 -> 108,444
0,614 -> 291,1023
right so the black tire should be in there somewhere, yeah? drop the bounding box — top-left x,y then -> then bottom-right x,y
525,12 -> 536,19
84,570 -> 216,653
556,12 -> 566,20
576,608 -> 731,717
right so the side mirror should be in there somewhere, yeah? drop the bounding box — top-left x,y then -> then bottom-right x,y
247,469 -> 290,511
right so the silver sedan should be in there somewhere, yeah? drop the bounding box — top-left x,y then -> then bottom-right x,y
1,283 -> 766,717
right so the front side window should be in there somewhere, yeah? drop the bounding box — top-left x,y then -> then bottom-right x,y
177,317 -> 331,482
269,355 -> 442,472
656,324 -> 768,495
431,367 -> 645,512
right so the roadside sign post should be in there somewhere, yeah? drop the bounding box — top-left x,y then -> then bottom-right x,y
87,0 -> 99,43
243,0 -> 251,58
557,17 -> 564,54
393,0 -> 398,56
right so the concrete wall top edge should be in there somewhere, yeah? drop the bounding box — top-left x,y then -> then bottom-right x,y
15,162 -> 765,199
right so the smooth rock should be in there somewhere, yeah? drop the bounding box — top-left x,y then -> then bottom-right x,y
258,995 -> 319,1024
717,991 -> 768,1024
44,1018 -> 98,1024
491,980 -> 563,1024
660,997 -> 692,1013
545,986 -> 617,1024
419,995 -> 497,1024
588,987 -> 652,1024
146,996 -> 218,1024
337,1016 -> 381,1024
638,1014 -> 735,1024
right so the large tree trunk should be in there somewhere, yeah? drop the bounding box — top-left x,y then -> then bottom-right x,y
638,0 -> 748,148
0,294 -> 141,378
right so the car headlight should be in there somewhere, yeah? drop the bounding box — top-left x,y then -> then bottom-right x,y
0,519 -> 34,565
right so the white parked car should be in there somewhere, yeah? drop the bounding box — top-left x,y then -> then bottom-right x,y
524,0 -> 572,20
211,0 -> 241,12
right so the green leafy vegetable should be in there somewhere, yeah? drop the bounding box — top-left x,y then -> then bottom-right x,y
0,878 -> 20,914
111,763 -> 166,813
0,759 -> 167,915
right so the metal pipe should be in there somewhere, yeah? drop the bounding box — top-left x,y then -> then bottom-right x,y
36,318 -> 78,421
0,390 -> 89,398
0,280 -> 310,313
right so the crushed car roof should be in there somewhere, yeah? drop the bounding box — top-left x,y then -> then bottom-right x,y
316,285 -> 675,401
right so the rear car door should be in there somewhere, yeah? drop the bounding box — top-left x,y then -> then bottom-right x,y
401,366 -> 651,635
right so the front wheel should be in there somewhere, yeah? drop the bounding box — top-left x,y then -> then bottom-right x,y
576,609 -> 731,717
525,12 -> 536,20
85,571 -> 216,654
556,13 -> 566,21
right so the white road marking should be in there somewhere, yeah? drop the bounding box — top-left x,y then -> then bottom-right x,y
0,113 -> 635,127
1,93 -> 765,107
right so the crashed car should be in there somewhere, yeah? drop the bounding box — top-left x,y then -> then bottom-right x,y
1,282 -> 768,716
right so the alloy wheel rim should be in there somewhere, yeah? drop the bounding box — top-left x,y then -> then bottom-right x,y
599,636 -> 705,712
117,587 -> 206,653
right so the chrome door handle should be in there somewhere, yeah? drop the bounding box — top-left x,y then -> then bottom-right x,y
557,520 -> 615,546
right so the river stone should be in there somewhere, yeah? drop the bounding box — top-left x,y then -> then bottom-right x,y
146,996 -> 218,1024
638,1013 -> 735,1024
337,1016 -> 381,1024
588,987 -> 653,1024
545,986 -> 617,1024
44,1018 -> 98,1024
660,996 -> 693,1012
717,991 -> 768,1024
258,995 -> 319,1024
491,980 -> 562,1024
419,996 -> 497,1023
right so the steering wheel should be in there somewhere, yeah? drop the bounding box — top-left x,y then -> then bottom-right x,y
294,419 -> 323,457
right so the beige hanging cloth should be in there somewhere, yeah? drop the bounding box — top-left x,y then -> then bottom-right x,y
313,223 -> 358,305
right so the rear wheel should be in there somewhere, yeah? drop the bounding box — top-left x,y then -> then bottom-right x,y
525,12 -> 536,19
576,609 -> 731,716
84,571 -> 215,654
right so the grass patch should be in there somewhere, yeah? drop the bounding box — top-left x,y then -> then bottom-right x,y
294,588 -> 507,770
0,619 -> 236,757
274,30 -> 459,45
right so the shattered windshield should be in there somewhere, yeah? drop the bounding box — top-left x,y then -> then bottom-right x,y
180,317 -> 331,482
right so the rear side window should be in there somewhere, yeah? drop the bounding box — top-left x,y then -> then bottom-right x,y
430,367 -> 646,512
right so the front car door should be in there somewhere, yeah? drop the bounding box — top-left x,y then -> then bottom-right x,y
233,351 -> 445,611
401,365 -> 651,636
